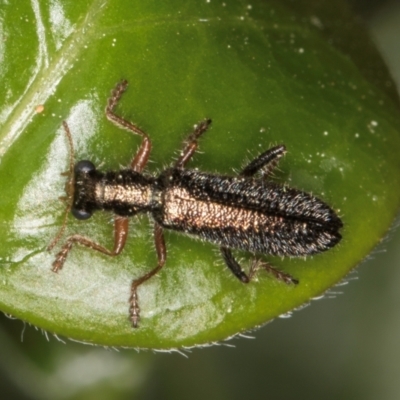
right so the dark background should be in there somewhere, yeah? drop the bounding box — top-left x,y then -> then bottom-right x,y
1,1 -> 400,399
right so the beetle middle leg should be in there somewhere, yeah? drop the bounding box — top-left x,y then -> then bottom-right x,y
174,119 -> 212,168
129,223 -> 166,328
105,80 -> 152,173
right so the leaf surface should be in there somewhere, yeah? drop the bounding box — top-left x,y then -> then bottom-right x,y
0,0 -> 399,348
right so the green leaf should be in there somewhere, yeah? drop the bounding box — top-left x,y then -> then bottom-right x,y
0,0 -> 399,349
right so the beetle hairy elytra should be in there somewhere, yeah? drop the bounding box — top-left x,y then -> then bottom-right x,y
48,80 -> 343,328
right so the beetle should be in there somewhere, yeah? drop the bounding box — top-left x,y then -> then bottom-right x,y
48,80 -> 343,327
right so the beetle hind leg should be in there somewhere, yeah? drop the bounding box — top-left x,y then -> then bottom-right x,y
220,247 -> 250,283
248,258 -> 299,285
241,145 -> 286,177
220,247 -> 298,285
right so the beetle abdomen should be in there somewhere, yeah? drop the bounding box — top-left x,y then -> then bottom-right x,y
156,169 -> 342,256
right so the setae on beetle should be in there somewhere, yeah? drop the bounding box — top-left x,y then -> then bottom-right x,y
48,80 -> 343,328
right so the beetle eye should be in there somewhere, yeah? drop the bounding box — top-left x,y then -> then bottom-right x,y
75,160 -> 95,174
72,207 -> 92,220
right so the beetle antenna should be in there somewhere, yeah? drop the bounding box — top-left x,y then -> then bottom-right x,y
47,121 -> 75,251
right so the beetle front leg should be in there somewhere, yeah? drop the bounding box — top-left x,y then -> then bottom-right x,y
105,80 -> 152,173
129,223 -> 166,328
52,217 -> 129,272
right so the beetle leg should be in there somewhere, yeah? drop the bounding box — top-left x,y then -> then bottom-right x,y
174,119 -> 212,168
248,259 -> 298,285
105,80 -> 152,173
241,145 -> 286,177
129,222 -> 166,328
52,217 -> 129,272
220,247 -> 250,283
220,247 -> 298,285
